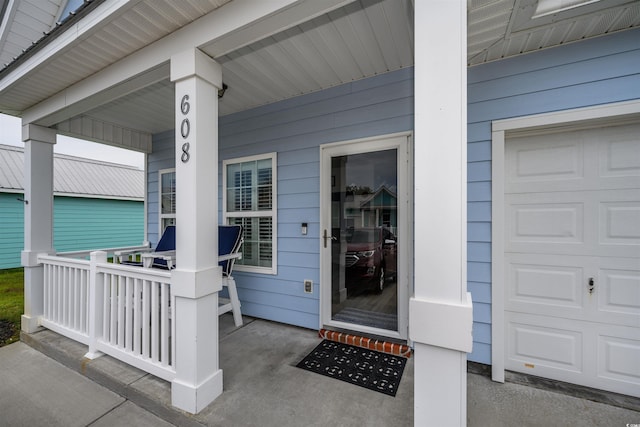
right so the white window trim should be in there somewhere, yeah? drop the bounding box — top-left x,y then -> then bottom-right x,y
158,168 -> 176,237
222,152 -> 278,275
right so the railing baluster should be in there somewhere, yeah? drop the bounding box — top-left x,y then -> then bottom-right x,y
82,269 -> 88,334
110,274 -> 117,345
151,281 -> 159,363
74,268 -> 79,328
63,266 -> 68,326
118,275 -> 125,348
142,279 -> 150,359
52,265 -> 58,323
103,272 -> 110,340
134,278 -> 141,355
125,276 -> 133,352
161,282 -> 169,366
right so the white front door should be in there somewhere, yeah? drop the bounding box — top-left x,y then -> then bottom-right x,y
504,122 -> 640,397
320,134 -> 410,340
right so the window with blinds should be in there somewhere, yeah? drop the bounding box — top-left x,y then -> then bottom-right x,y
223,153 -> 277,274
159,169 -> 176,233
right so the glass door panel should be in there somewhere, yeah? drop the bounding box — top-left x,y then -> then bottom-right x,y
330,149 -> 399,332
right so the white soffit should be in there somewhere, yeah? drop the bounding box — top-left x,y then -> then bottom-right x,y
209,0 -> 414,116
0,0 -> 66,68
468,0 -> 639,65
80,0 -> 413,131
0,0 -> 232,112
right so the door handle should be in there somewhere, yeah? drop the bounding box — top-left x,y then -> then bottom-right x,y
588,277 -> 595,294
323,229 -> 337,248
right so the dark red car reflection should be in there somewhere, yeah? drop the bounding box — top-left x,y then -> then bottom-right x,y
344,227 -> 397,294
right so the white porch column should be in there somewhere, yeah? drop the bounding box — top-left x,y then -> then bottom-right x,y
411,1 -> 473,427
169,48 -> 223,414
21,124 -> 56,333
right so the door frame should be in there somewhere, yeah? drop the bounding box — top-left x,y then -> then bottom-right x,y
491,99 -> 640,383
319,132 -> 413,340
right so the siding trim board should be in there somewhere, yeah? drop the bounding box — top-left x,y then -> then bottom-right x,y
490,99 -> 640,383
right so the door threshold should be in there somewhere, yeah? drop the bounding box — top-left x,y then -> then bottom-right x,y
319,328 -> 412,358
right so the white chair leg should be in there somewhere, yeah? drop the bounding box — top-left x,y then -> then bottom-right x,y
225,276 -> 243,327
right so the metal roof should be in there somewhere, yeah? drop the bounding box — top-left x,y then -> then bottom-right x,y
0,143 -> 144,200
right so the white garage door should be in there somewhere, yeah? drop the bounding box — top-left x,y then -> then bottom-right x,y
504,122 -> 640,397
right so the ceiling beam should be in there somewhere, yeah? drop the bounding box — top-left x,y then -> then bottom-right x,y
35,62 -> 170,127
56,115 -> 152,153
21,0 -> 356,127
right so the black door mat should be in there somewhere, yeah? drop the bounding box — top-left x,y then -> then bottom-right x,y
296,339 -> 407,397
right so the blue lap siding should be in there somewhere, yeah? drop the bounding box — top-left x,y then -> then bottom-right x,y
148,67 -> 414,330
466,28 -> 640,364
146,28 -> 640,365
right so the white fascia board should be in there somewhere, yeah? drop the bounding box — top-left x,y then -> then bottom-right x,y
22,0 -> 355,126
0,0 -> 134,93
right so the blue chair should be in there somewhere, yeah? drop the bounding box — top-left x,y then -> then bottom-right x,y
116,225 -> 176,269
117,224 -> 244,326
217,225 -> 244,327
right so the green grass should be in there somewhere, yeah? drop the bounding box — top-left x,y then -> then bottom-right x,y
0,268 -> 23,347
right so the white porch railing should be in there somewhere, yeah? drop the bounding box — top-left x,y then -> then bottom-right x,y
40,255 -> 91,345
38,251 -> 175,382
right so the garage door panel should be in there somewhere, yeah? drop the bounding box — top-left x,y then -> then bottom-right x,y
597,125 -> 640,183
506,193 -> 592,255
597,260 -> 640,326
506,134 -> 585,193
599,201 -> 640,253
507,257 -> 584,311
506,313 -> 640,396
510,202 -> 583,244
507,125 -> 640,193
506,313 -> 583,374
597,331 -> 640,397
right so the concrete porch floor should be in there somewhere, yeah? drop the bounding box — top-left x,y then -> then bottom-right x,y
3,314 -> 638,426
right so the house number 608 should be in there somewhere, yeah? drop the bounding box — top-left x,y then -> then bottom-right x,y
180,94 -> 191,163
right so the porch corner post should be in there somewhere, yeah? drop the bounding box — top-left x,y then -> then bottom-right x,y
169,47 -> 223,414
411,1 -> 473,427
20,124 -> 56,333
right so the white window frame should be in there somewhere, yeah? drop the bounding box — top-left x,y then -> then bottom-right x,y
158,168 -> 176,236
223,152 -> 278,275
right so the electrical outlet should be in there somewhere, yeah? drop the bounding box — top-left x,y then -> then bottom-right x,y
304,279 -> 313,293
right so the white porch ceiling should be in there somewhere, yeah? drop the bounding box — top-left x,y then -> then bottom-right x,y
0,0 -> 638,143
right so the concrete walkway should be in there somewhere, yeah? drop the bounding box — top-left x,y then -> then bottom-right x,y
1,316 -> 638,426
0,341 -> 172,427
